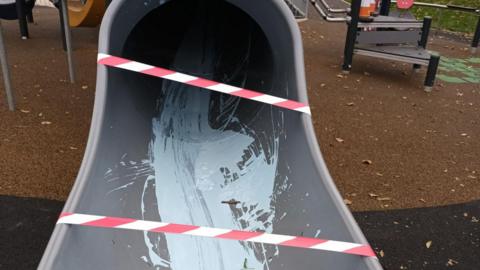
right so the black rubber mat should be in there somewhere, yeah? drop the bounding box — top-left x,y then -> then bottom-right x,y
1,195 -> 478,269
0,196 -> 64,270
355,200 -> 480,269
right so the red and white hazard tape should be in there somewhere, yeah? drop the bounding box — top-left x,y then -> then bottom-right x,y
58,212 -> 376,258
97,53 -> 311,115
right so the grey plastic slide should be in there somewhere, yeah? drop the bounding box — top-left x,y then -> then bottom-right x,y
38,0 -> 383,269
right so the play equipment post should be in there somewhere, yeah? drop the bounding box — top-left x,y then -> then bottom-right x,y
60,0 -> 75,83
0,21 -> 15,111
57,1 -> 67,51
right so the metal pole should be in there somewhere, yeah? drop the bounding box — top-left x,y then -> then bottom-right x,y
60,0 -> 75,83
0,21 -> 15,111
57,0 -> 67,51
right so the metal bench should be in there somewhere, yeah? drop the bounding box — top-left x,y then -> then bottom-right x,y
343,0 -> 440,92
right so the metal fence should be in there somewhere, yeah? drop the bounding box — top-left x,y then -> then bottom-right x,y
284,0 -> 309,20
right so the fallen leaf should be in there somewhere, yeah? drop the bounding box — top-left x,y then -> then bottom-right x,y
362,159 -> 373,165
41,121 -> 52,125
446,259 -> 458,266
379,250 -> 385,257
377,197 -> 391,201
426,241 -> 432,248
20,109 -> 30,113
82,85 -> 88,90
335,138 -> 344,143
346,102 -> 355,106
336,74 -> 344,78
343,199 -> 352,205
368,193 -> 379,198
69,146 -> 78,150
38,113 -> 43,117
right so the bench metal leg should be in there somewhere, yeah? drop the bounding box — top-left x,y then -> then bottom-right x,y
342,0 -> 361,73
379,0 -> 391,16
472,16 -> 480,54
424,54 -> 440,92
342,23 -> 356,73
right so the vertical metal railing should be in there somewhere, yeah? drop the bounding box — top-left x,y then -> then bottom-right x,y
60,0 -> 76,83
284,0 -> 309,20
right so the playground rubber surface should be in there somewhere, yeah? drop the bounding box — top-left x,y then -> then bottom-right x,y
301,11 -> 480,211
0,6 -> 478,269
1,7 -> 479,211
0,8 -> 97,201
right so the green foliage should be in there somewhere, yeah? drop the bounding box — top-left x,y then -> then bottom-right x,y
344,0 -> 478,33
408,0 -> 479,33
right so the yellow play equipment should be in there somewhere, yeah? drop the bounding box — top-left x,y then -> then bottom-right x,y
68,0 -> 105,27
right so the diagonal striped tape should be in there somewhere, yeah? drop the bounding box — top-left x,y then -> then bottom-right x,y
97,53 -> 311,115
57,212 -> 376,258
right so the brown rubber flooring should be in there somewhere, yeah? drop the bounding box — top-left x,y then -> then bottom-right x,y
0,7 -> 479,211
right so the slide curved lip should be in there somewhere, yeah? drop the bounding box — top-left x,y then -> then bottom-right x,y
38,1 -> 383,269
68,0 -> 105,27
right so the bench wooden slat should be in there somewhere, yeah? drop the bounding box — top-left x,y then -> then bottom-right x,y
356,30 -> 422,45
